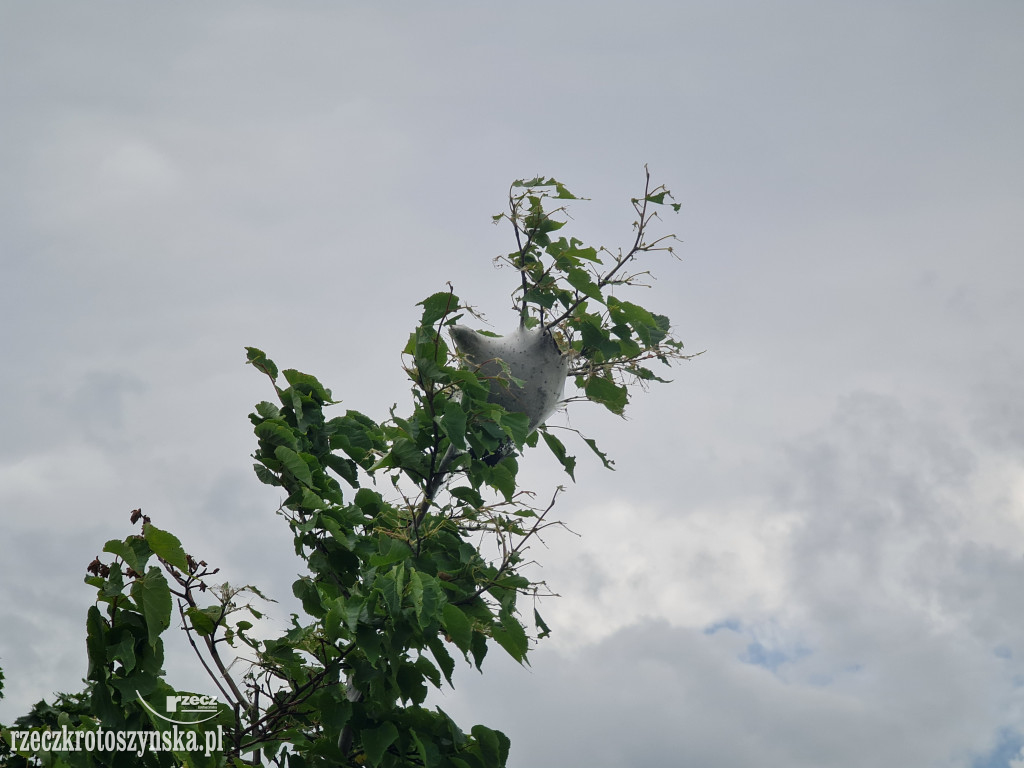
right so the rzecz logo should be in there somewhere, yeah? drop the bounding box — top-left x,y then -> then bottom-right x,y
137,691 -> 221,724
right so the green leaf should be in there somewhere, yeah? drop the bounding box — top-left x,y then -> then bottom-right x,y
245,347 -> 278,380
90,673 -> 118,724
554,182 -> 577,199
441,400 -> 468,451
540,430 -> 576,481
498,411 -> 530,448
449,485 -> 484,507
142,523 -> 188,572
442,603 -> 472,655
409,729 -> 431,768
418,291 -> 458,326
580,315 -> 622,359
491,609 -> 529,664
375,565 -> 405,618
470,724 -> 508,768
584,376 -> 628,415
355,487 -> 384,516
427,638 -> 456,688
484,458 -> 517,502
323,453 -> 359,488
566,267 -> 603,301
361,721 -> 399,767
534,609 -> 551,640
511,176 -> 545,188
86,605 -> 109,681
357,623 -> 384,666
253,462 -> 282,487
254,420 -> 300,450
102,536 -> 153,575
345,595 -> 366,632
372,438 -> 429,479
274,445 -> 314,487
409,571 -> 443,630
610,298 -> 670,347
293,577 -> 326,618
370,535 -> 411,567
329,410 -> 381,464
450,367 -> 491,402
283,368 -> 333,402
254,400 -> 280,419
329,598 -> 373,644
185,606 -> 218,637
397,659 -> 431,704
100,560 -> 126,599
582,435 -> 615,470
131,567 -> 171,649
299,487 -> 329,511
470,629 -> 488,670
107,627 -> 137,673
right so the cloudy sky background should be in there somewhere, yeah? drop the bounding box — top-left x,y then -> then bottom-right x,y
2,2 -> 1023,766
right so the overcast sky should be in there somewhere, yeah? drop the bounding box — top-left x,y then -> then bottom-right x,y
2,2 -> 1023,766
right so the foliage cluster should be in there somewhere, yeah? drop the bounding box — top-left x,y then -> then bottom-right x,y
1,170 -> 692,767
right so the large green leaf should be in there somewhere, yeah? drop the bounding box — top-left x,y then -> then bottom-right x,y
428,637 -> 456,687
131,567 -> 171,650
85,605 -> 109,681
361,721 -> 399,767
566,267 -> 603,301
418,291 -> 459,326
185,606 -> 219,637
282,368 -> 333,402
409,571 -> 443,630
491,609 -> 528,664
375,565 -> 405,618
323,453 -> 359,488
254,420 -> 300,450
102,536 -> 152,575
370,535 -> 411,568
470,724 -> 510,768
441,603 -> 472,655
441,400 -> 468,451
583,376 -> 628,415
274,445 -> 314,487
484,459 -> 517,502
498,411 -> 529,448
142,523 -> 188,572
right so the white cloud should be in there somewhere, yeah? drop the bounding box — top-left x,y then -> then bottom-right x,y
529,495 -> 797,649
